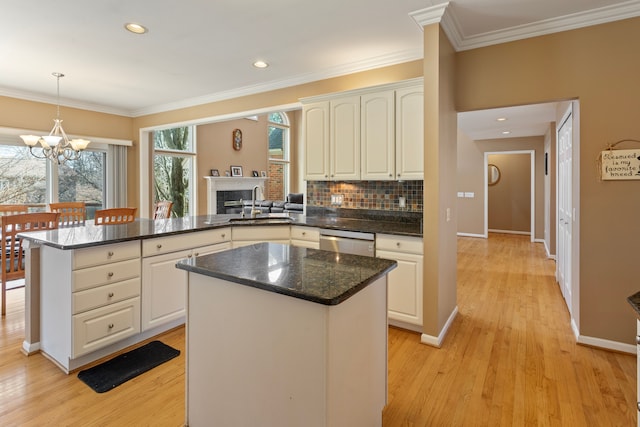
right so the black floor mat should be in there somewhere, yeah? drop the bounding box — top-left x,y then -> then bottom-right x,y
77,340 -> 180,393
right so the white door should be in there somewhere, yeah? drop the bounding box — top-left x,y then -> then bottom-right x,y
557,108 -> 573,314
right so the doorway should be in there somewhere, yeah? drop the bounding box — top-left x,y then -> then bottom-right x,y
484,150 -> 535,241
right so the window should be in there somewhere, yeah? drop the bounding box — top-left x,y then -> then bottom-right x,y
0,146 -> 46,208
58,151 -> 106,219
267,112 -> 290,200
153,127 -> 195,218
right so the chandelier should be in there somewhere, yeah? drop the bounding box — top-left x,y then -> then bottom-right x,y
20,72 -> 90,164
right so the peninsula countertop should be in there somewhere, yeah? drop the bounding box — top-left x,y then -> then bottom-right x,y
176,242 -> 397,305
19,213 -> 422,250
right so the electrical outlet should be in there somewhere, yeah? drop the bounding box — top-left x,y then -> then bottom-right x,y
331,194 -> 344,206
398,196 -> 406,208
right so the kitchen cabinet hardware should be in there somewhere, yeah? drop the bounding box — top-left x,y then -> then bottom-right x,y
157,244 -> 162,249
108,272 -> 114,277
108,251 -> 114,257
108,292 -> 114,298
108,323 -> 114,329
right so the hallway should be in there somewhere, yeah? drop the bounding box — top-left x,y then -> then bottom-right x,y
383,233 -> 636,425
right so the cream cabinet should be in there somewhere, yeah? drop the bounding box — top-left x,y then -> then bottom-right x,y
376,234 -> 423,331
303,101 -> 330,180
361,86 -> 424,180
290,226 -> 320,249
141,228 -> 231,331
231,225 -> 291,247
361,90 -> 395,180
304,79 -> 423,182
40,240 -> 142,372
303,96 -> 360,181
395,85 -> 424,180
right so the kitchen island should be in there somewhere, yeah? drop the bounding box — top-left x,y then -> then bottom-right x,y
176,242 -> 396,427
18,212 -> 415,372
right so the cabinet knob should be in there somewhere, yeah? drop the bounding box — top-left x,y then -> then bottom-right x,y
187,254 -> 192,258
108,251 -> 114,257
397,173 -> 401,178
221,233 -> 226,238
324,175 -> 328,178
108,272 -> 114,277
302,232 -> 306,236
396,242 -> 401,248
389,174 -> 393,177
157,244 -> 162,249
108,323 -> 114,329
108,292 -> 114,298
194,252 -> 199,257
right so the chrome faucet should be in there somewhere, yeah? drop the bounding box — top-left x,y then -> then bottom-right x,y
251,185 -> 261,217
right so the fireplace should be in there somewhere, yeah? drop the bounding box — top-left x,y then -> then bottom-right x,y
205,176 -> 267,215
216,190 -> 252,214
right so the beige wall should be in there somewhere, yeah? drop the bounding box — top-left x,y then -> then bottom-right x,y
488,153 -> 532,233
0,96 -> 132,141
456,17 -> 640,344
422,24 -> 458,339
457,135 -> 545,239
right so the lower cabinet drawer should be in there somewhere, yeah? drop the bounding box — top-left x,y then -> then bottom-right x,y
73,278 -> 141,315
72,297 -> 140,358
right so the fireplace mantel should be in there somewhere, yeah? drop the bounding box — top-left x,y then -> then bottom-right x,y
205,176 -> 267,215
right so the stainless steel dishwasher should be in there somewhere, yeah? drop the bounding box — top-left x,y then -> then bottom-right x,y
319,229 -> 375,257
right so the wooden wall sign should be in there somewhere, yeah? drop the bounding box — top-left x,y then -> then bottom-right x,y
600,149 -> 640,180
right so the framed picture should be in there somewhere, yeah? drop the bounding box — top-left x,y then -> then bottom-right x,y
252,170 -> 259,177
230,166 -> 243,177
232,129 -> 242,151
211,169 -> 220,177
260,171 -> 267,177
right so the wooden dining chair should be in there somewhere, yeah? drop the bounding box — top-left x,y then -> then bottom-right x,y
0,205 -> 28,216
2,212 -> 60,316
94,207 -> 137,225
153,201 -> 173,220
48,201 -> 86,226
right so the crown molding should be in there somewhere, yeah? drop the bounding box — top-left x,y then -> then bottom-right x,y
411,0 -> 640,52
0,86 -> 130,117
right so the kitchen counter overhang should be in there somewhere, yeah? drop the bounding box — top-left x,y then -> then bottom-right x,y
176,242 -> 397,305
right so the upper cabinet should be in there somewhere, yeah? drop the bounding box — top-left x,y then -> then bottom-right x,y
303,79 -> 423,181
303,96 -> 361,181
395,86 -> 424,180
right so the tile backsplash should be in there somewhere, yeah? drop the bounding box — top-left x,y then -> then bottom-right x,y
307,181 -> 423,212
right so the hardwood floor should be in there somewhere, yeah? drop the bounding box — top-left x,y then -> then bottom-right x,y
383,234 -> 636,426
0,234 -> 635,426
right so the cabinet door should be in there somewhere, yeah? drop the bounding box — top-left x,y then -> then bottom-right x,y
395,86 -> 424,180
377,249 -> 423,328
141,249 -> 191,331
361,91 -> 395,180
303,101 -> 330,180
331,95 -> 360,180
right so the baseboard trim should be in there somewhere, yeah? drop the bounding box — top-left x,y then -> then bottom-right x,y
488,229 -> 530,236
577,335 -> 636,354
420,306 -> 458,348
457,232 -> 485,238
21,340 -> 40,356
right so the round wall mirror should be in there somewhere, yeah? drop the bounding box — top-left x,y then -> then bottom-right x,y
488,164 -> 501,186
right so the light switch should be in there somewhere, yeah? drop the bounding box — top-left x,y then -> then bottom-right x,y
464,192 -> 475,198
457,192 -> 465,198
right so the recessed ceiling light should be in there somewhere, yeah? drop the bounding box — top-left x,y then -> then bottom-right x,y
496,117 -> 507,122
502,130 -> 511,135
125,23 -> 148,34
253,60 -> 269,69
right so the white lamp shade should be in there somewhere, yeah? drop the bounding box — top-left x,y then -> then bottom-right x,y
41,135 -> 62,146
20,135 -> 41,146
69,139 -> 90,150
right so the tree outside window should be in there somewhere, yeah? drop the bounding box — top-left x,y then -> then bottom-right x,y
153,127 -> 195,218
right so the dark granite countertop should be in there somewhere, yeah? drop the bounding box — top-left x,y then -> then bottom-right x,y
176,242 -> 397,305
19,211 -> 422,250
627,291 -> 640,317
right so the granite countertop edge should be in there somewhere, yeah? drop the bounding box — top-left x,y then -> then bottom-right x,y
176,244 -> 397,306
19,213 -> 422,250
